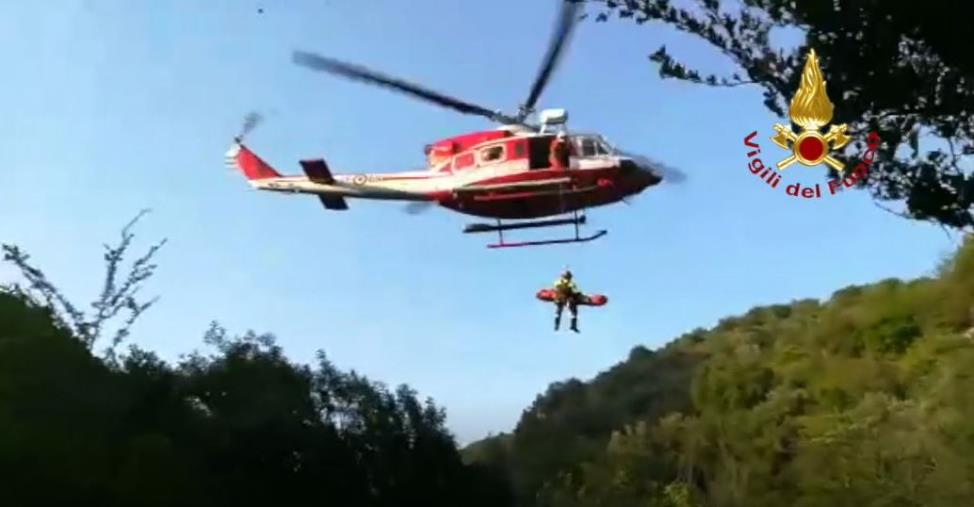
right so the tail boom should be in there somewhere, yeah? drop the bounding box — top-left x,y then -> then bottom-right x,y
224,141 -> 443,210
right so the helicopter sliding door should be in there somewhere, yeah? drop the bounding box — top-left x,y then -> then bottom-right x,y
528,135 -> 555,170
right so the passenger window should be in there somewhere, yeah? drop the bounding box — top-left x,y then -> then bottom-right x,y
479,145 -> 505,164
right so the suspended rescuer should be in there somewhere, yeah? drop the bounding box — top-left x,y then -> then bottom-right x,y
553,269 -> 581,333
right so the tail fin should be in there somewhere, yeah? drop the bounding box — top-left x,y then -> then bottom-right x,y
224,140 -> 282,180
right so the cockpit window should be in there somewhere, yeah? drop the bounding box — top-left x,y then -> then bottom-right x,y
574,137 -> 599,157
568,135 -> 616,157
575,136 -> 612,157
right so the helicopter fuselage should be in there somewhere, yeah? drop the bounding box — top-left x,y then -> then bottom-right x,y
227,128 -> 662,220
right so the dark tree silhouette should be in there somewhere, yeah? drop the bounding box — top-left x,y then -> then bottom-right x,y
0,217 -> 508,507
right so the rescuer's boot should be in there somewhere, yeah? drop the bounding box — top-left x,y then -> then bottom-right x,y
554,316 -> 561,331
570,318 -> 579,333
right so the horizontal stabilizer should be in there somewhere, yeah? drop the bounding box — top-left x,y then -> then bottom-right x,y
318,195 -> 348,210
300,158 -> 335,183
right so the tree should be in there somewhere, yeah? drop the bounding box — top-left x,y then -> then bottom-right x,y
2,209 -> 166,359
472,236 -> 974,506
0,216 -> 509,507
587,0 -> 974,229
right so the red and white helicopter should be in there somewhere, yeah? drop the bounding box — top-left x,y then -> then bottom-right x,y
224,0 -> 685,248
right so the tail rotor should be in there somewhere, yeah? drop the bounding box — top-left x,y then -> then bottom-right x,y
236,111 -> 264,143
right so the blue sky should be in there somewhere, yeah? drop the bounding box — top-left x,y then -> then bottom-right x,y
0,0 -> 958,444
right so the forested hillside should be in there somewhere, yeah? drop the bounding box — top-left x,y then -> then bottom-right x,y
466,237 -> 974,506
5,225 -> 974,507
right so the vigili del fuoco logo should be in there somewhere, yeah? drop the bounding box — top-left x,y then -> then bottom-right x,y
743,49 -> 880,199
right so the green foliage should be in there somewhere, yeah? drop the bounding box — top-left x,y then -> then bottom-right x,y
587,0 -> 974,230
10,214 -> 974,506
470,236 -> 974,506
492,344 -> 704,506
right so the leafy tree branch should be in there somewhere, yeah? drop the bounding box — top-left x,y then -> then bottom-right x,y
1,209 -> 166,357
586,0 -> 974,230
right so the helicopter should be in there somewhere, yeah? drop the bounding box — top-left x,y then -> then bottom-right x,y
224,0 -> 685,248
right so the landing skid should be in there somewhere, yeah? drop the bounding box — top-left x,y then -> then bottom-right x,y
463,211 -> 607,249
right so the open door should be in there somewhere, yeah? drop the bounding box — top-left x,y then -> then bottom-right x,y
528,135 -> 555,170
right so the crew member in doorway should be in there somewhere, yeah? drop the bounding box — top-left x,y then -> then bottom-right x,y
549,132 -> 570,170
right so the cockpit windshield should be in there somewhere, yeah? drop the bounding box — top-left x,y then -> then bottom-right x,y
595,137 -> 615,155
572,135 -> 615,157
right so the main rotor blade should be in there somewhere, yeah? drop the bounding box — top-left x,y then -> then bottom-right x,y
293,51 -> 519,125
618,148 -> 689,184
521,0 -> 583,117
648,156 -> 688,184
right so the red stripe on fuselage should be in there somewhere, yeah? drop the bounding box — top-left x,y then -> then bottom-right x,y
472,166 -> 619,186
442,188 -> 623,219
365,174 -> 436,181
439,165 -> 649,219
